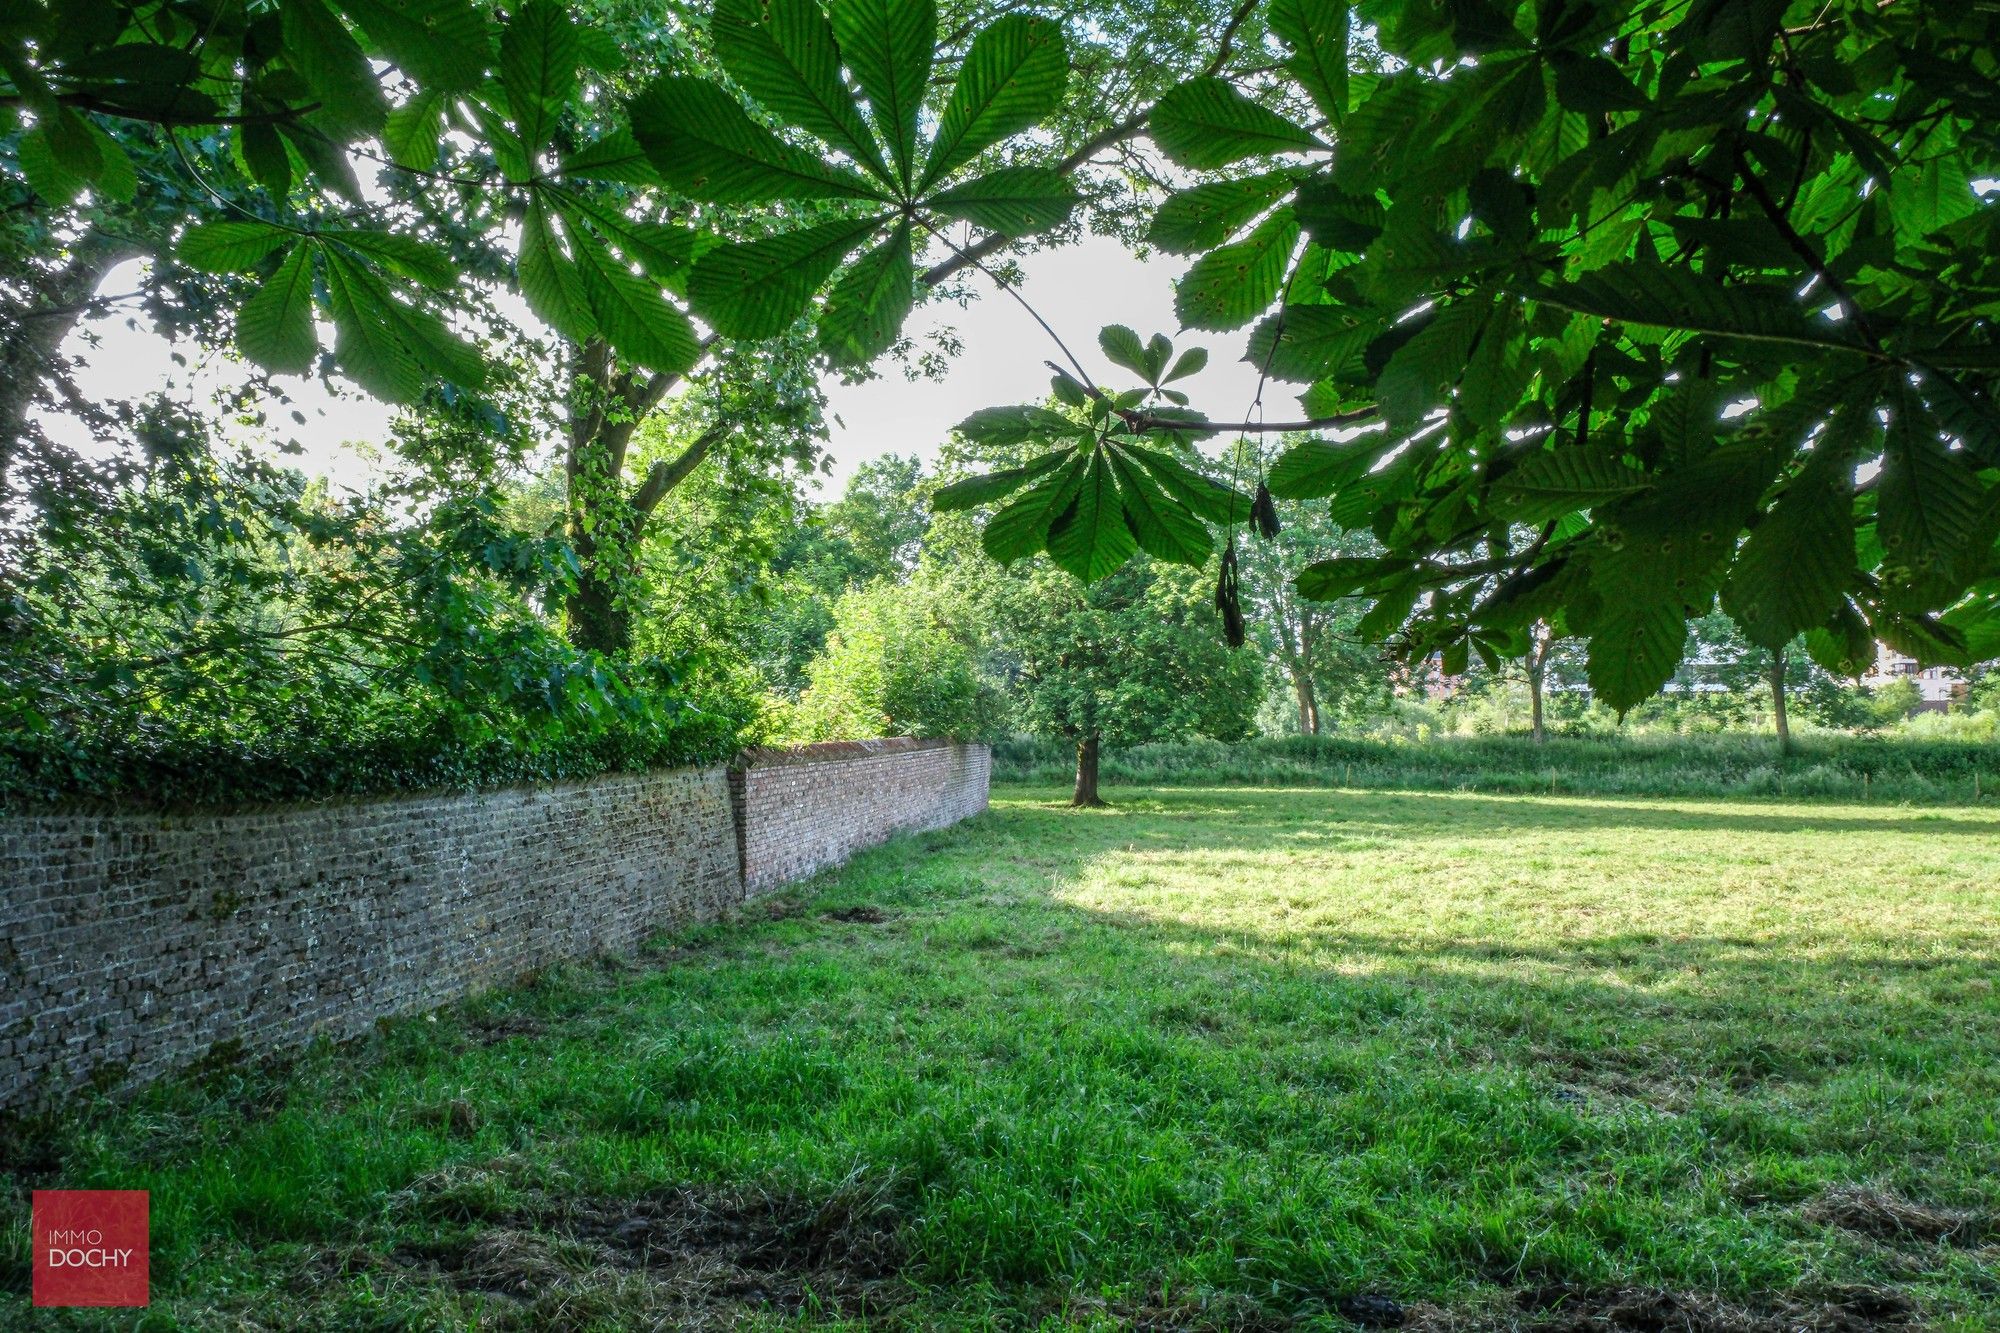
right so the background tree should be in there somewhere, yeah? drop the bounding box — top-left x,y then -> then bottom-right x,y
1227,442 -> 1387,735
988,558 -> 1262,805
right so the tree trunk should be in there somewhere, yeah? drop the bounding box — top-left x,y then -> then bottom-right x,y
1071,733 -> 1105,807
1770,649 -> 1791,754
560,337 -> 723,656
1293,669 -> 1319,736
1527,620 -> 1552,745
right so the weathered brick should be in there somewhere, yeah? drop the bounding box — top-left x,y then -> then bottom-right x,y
0,745 -> 988,1109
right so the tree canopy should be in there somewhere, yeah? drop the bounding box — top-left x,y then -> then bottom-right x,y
6,0 -> 1998,741
936,0 -> 2000,708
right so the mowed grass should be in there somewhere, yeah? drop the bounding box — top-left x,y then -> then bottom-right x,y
5,785 -> 1999,1330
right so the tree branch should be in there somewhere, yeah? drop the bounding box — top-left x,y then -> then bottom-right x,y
631,424 -> 729,524
1126,407 -> 1382,435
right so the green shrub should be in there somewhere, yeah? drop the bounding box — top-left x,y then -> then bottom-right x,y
0,439 -> 754,809
989,733 -> 2000,805
784,579 -> 1002,742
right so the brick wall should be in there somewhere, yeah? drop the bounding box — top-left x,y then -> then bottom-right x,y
0,743 -> 990,1110
732,740 -> 991,896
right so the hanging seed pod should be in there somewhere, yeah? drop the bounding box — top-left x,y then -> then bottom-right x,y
1251,481 -> 1281,540
1215,540 -> 1247,648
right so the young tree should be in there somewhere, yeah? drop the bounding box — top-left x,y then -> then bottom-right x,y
989,558 -> 1262,805
1227,461 -> 1387,734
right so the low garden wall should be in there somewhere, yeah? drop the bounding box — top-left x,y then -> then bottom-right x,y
0,741 -> 989,1111
731,738 -> 992,895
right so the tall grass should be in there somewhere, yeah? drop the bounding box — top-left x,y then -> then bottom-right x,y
992,732 -> 2000,804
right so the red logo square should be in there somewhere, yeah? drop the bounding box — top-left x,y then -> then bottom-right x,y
32,1190 -> 150,1307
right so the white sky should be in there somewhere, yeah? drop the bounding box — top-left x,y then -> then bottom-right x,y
48,234 -> 1278,501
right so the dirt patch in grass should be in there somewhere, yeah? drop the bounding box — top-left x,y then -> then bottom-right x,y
1803,1184 -> 1988,1244
467,1012 -> 549,1044
383,1174 -> 908,1327
822,905 -> 892,924
1508,1283 -> 1914,1331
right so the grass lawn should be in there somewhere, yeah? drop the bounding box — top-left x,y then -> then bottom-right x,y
6,784 -> 1999,1330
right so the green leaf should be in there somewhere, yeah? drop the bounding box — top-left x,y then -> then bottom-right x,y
983,456 -> 1086,562
280,0 -> 387,137
1375,297 -> 1488,432
1292,176 -> 1386,251
630,77 -> 888,204
1147,172 -> 1298,255
819,220 -> 914,368
384,88 -> 450,172
1106,446 -> 1211,565
1533,260 -> 1863,354
322,229 -> 457,288
953,404 -> 1077,444
236,243 -> 318,374
931,447 -> 1071,511
82,120 -> 134,202
1131,406 -> 1224,441
499,0 -> 577,160
1878,399 -> 1988,593
1887,151 -> 1979,244
321,250 -> 428,402
1046,450 -> 1138,581
1804,600 -> 1875,677
569,224 -> 698,374
17,107 -> 99,205
1551,51 -> 1648,113
1458,297 -> 1528,429
1175,210 -> 1299,331
1914,369 -> 2000,468
687,214 -> 887,338
829,0 -> 936,192
325,250 -> 484,389
465,99 -> 533,183
518,201 -> 596,343
1721,422 -> 1863,649
1875,607 -> 1972,669
237,121 -> 295,196
1490,445 -> 1650,525
926,166 -> 1078,235
558,129 -> 660,184
1268,0 -> 1348,124
557,192 -> 700,281
1246,304 -> 1382,383
1266,436 -> 1391,499
179,221 -> 297,273
1940,591 -> 2000,663
711,0 -> 893,184
1098,325 -> 1150,380
1293,555 -> 1412,601
919,12 -> 1067,190
1586,597 -> 1689,714
1355,205 -> 1461,306
340,0 -> 491,92
1164,347 -> 1206,383
1122,443 -> 1247,522
1329,444 -> 1425,529
1149,77 -> 1323,169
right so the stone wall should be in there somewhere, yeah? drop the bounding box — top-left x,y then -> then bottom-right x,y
732,740 -> 992,896
1,743 -> 989,1110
